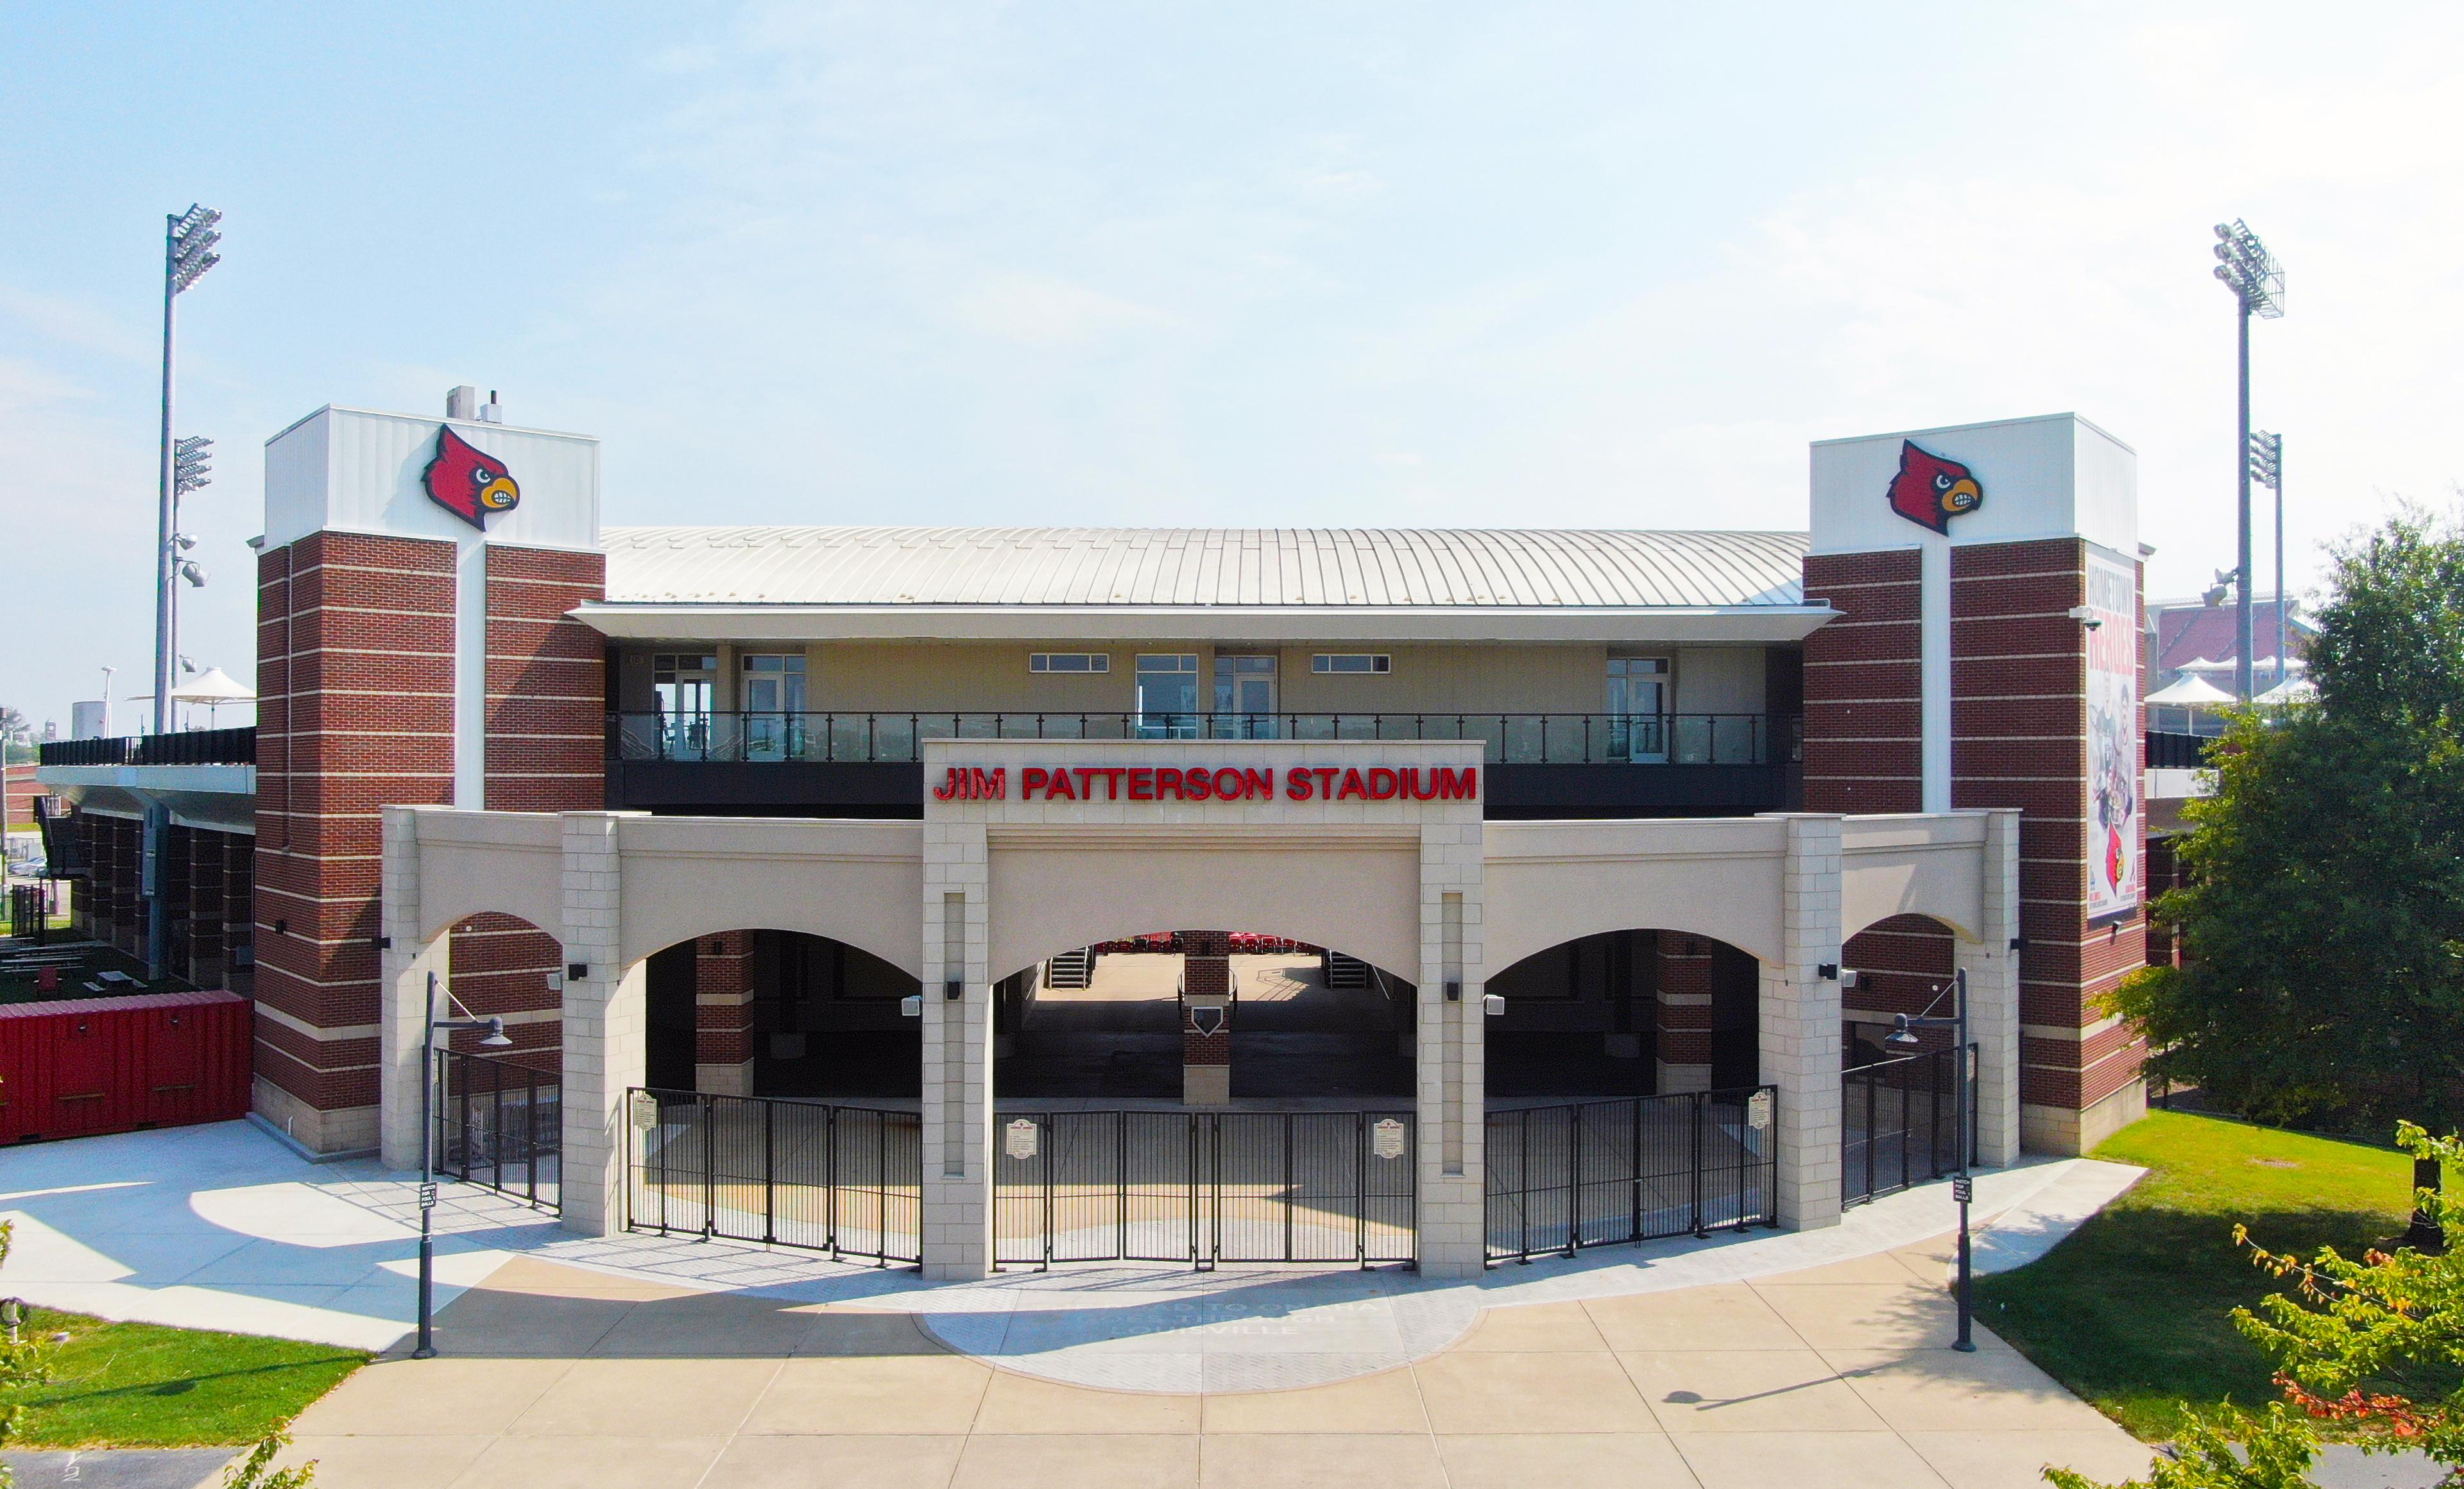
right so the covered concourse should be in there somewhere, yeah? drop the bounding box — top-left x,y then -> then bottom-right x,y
375,739 -> 2021,1281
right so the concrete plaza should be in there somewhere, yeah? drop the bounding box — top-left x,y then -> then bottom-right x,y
0,1121 -> 2166,1486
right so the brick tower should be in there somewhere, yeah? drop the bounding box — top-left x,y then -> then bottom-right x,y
1802,414 -> 2148,1153
252,395 -> 604,1153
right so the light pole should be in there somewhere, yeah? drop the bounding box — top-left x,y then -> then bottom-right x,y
99,667 -> 116,737
2248,432 -> 2285,688
415,971 -> 510,1359
155,205 -> 221,736
1886,967 -> 1975,1352
2212,220 -> 2283,703
168,436 -> 214,730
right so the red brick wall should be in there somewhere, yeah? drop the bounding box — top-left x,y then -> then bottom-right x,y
1802,550 -> 1922,813
695,931 -> 755,1069
485,546 -> 606,814
1951,539 -> 2147,1118
1840,912 -> 1956,1056
445,912 -> 564,1062
1653,935 -> 1714,1071
255,531 -> 458,1128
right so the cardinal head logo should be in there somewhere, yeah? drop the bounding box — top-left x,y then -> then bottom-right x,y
423,425 -> 521,529
1885,440 -> 1983,535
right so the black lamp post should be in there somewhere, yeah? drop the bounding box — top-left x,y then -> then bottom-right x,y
1885,967 -> 1976,1352
415,971 -> 511,1359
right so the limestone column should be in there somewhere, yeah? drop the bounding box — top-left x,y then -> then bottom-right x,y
378,806 -> 449,1171
1958,808 -> 2024,1168
1181,930 -> 1232,1105
920,824 -> 992,1280
694,932 -> 757,1096
1758,813 -> 1844,1230
1416,815 -> 1486,1279
1652,935 -> 1715,1092
560,811 -> 648,1237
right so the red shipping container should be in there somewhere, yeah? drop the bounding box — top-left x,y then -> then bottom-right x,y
0,989 -> 252,1144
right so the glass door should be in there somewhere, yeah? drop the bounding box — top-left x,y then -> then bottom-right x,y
1607,657 -> 1668,763
1136,655 -> 1200,738
1212,654 -> 1278,738
653,654 -> 717,760
740,653 -> 807,761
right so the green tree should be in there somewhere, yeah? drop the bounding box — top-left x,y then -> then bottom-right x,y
2050,1125 -> 2464,1488
2116,509 -> 2464,1133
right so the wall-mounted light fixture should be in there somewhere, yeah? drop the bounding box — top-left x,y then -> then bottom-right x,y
567,962 -> 588,983
944,978 -> 963,1001
1444,980 -> 1462,1002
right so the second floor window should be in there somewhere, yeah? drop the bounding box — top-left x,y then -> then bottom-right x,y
1136,654 -> 1199,738
1029,652 -> 1111,674
740,653 -> 807,714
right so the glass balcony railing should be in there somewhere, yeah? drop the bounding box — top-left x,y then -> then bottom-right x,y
608,712 -> 1802,768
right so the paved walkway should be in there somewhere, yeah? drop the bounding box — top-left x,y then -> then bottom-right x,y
275,1242 -> 2161,1488
2,1121 -> 2172,1486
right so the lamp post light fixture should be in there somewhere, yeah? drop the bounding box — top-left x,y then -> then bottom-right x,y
1883,967 -> 1976,1352
155,205 -> 221,737
2248,431 -> 2286,688
2212,219 -> 2284,704
415,971 -> 511,1359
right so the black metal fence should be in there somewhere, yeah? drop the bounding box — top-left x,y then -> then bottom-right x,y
39,726 -> 256,768
992,1109 -> 1417,1270
436,1049 -> 560,1209
625,1090 -> 922,1265
1485,1086 -> 1777,1263
1842,1045 -> 1973,1207
8,883 -> 55,942
611,711 -> 1799,769
2146,730 -> 2220,769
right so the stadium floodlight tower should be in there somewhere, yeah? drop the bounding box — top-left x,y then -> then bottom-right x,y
2212,219 -> 2283,703
2248,431 -> 2285,687
155,205 -> 222,736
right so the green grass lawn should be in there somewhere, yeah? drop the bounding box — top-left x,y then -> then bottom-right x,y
8,1306 -> 366,1449
1976,1109 -> 2433,1442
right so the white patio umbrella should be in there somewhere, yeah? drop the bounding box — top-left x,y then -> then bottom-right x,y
2145,674 -> 2236,708
168,667 -> 255,728
2254,675 -> 2318,706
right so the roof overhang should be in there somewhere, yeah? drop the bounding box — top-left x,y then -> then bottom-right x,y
571,603 -> 1839,646
35,765 -> 256,835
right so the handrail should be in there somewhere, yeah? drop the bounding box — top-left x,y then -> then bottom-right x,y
606,711 -> 1803,768
38,726 -> 256,768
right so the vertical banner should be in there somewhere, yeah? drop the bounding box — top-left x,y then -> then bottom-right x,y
2085,550 -> 2141,921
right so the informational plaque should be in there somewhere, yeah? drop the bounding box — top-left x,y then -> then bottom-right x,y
628,1091 -> 661,1130
1371,1118 -> 1407,1160
1005,1118 -> 1040,1160
1745,1090 -> 1773,1131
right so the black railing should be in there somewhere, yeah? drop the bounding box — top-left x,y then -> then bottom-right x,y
993,1108 -> 1417,1270
610,711 -> 1800,769
2146,731 -> 2219,770
626,1090 -> 921,1265
436,1049 -> 560,1209
40,727 -> 256,768
1842,1044 -> 1972,1207
1484,1085 -> 1778,1263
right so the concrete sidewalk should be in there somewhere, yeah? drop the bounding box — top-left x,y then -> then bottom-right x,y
275,1242 -> 2162,1488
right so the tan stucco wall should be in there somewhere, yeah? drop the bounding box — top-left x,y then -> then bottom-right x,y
608,640 -> 1798,719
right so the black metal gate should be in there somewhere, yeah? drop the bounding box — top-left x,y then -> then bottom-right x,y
993,1109 -> 1417,1270
436,1048 -> 560,1209
624,1089 -> 921,1264
1842,1046 -> 1972,1207
1484,1085 -> 1777,1263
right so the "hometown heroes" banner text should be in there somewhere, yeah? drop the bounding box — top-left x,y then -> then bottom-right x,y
930,764 -> 1478,804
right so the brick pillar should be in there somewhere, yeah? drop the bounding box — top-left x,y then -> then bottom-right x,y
1802,549 -> 1923,815
559,812 -> 647,1238
1653,934 -> 1715,1092
190,830 -> 228,987
1953,539 -> 2147,1153
695,932 -> 757,1096
112,819 -> 141,958
224,843 -> 254,997
254,532 -> 457,1155
1181,929 -> 1231,1106
163,826 -> 193,982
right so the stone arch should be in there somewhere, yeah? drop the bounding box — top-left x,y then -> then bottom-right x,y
1487,924 -> 1765,1096
984,833 -> 1423,985
1838,911 -> 1962,1067
628,924 -> 923,1099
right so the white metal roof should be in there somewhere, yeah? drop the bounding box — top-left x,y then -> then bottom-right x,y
598,527 -> 1810,609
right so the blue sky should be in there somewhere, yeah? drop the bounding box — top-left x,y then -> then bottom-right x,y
4,2 -> 2458,727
